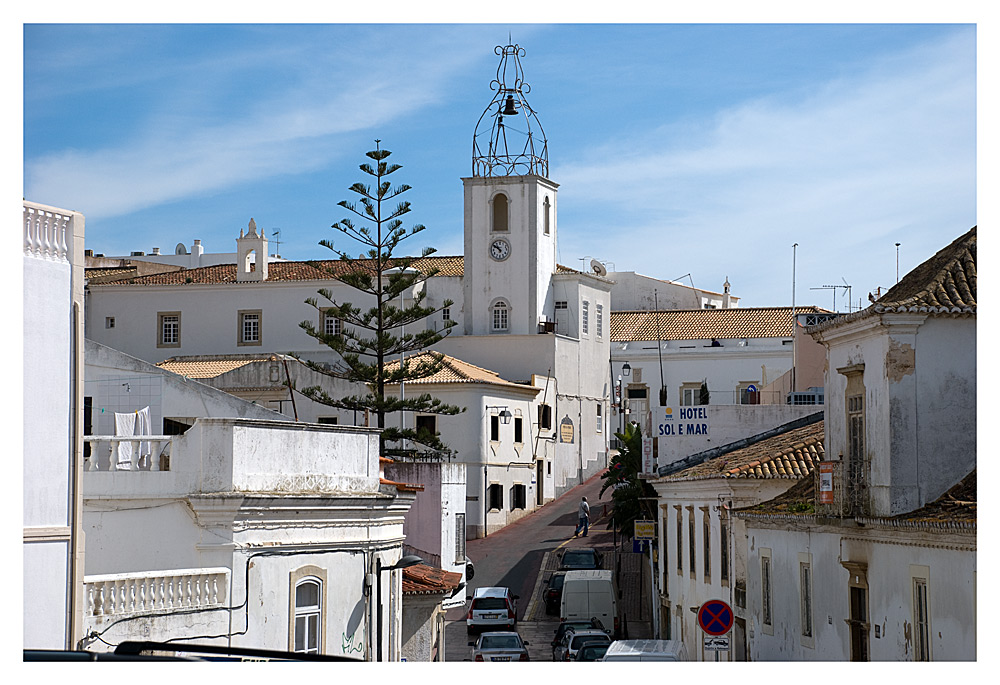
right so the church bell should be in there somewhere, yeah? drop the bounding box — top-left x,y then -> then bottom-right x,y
502,94 -> 518,116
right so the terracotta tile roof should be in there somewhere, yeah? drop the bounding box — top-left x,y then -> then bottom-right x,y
808,226 -> 976,334
156,354 -> 280,378
611,306 -> 827,342
402,564 -> 463,596
384,351 -> 539,392
663,420 -> 824,481
90,255 -> 466,286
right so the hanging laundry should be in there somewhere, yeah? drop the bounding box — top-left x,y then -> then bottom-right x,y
114,411 -> 135,470
136,406 -> 152,467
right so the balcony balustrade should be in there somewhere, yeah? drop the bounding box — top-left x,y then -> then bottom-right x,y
23,203 -> 71,262
83,435 -> 173,471
85,568 -> 230,618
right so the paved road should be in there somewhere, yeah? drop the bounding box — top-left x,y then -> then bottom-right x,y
444,471 -> 631,662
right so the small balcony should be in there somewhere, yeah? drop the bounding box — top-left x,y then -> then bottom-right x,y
85,568 -> 230,619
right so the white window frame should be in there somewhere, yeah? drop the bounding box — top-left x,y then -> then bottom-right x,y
238,309 -> 262,346
442,307 -> 451,322
596,303 -> 603,340
911,565 -> 931,661
158,312 -> 181,348
492,301 -> 509,332
288,565 -> 327,654
761,548 -> 773,634
455,513 -> 466,563
582,300 -> 590,336
321,309 -> 342,337
799,552 -> 814,647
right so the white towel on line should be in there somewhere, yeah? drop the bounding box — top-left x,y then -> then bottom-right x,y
136,406 -> 151,463
114,412 -> 135,470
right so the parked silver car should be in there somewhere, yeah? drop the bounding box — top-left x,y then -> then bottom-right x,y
469,631 -> 530,662
554,629 -> 612,661
466,586 -> 518,634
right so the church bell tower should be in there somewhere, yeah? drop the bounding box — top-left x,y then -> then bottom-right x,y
463,42 -> 559,336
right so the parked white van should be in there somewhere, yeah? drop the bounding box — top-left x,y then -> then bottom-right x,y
601,639 -> 689,661
559,570 -> 619,637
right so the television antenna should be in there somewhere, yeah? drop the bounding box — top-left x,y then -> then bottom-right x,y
271,229 -> 281,258
810,279 -> 851,313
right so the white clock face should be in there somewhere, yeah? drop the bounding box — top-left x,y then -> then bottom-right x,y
490,238 -> 510,261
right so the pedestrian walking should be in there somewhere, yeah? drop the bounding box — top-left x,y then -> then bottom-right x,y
575,496 -> 590,537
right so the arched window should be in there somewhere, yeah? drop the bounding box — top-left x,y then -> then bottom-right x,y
293,578 -> 322,654
543,196 -> 551,235
492,301 -> 509,331
492,193 -> 509,232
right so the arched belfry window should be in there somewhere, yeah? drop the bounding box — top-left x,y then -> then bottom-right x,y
543,196 -> 551,235
492,193 -> 509,232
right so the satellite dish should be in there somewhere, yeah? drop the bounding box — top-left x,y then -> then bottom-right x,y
175,243 -> 188,255
590,259 -> 607,277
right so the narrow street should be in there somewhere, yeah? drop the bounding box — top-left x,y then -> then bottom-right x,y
445,471 -> 652,661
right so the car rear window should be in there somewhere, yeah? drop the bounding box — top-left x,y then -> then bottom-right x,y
482,635 -> 522,650
572,634 -> 611,649
473,597 -> 507,610
550,575 -> 564,588
563,551 -> 595,563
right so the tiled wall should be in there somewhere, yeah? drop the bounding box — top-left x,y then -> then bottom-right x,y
84,374 -> 163,435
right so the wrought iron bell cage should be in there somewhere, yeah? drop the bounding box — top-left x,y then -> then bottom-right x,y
472,42 -> 549,178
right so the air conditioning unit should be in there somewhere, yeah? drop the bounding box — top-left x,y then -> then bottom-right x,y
538,320 -> 556,334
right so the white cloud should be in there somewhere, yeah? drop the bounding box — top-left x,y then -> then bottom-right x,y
554,31 -> 975,306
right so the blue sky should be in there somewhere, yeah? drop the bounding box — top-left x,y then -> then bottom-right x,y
23,21 -> 977,309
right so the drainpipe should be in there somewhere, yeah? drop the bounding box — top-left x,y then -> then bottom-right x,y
70,302 -> 85,649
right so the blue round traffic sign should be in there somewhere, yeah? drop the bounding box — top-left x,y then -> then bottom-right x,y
697,600 -> 734,636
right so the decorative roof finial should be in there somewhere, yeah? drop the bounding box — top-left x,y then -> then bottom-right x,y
472,41 -> 548,178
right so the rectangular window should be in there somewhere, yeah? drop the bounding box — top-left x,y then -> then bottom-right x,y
702,508 -> 711,582
514,416 -> 523,443
555,300 -> 568,310
490,415 -> 500,441
455,513 -> 466,563
680,383 -> 700,407
596,404 -> 602,433
596,304 -> 603,339
582,300 -> 589,335
913,576 -> 930,661
761,554 -> 773,627
322,310 -> 342,337
538,403 -> 552,430
488,483 -> 503,511
800,562 -> 813,638
105,316 -> 115,329
687,508 -> 696,578
675,508 -> 683,574
511,484 -> 527,511
442,307 -> 451,321
157,312 -> 181,348
238,310 -> 262,346
317,417 -> 339,425
720,515 -> 729,584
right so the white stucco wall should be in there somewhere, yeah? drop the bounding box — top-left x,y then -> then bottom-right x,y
743,521 -> 975,661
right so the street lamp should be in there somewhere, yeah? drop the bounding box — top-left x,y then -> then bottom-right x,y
622,362 -> 631,377
486,406 -> 512,424
375,553 -> 424,661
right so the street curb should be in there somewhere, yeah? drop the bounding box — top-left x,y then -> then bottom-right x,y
523,551 -> 551,621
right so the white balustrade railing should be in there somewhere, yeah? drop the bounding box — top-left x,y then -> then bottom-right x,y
83,435 -> 173,471
85,568 -> 230,618
23,204 -> 71,262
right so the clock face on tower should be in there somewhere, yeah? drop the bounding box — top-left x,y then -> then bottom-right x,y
490,238 -> 511,261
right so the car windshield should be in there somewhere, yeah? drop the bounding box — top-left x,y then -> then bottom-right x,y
482,635 -> 522,650
474,598 -> 507,610
571,634 -> 610,649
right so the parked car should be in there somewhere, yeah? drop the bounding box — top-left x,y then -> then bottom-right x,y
467,586 -> 519,634
551,618 -> 607,650
601,639 -> 689,661
543,572 -> 565,614
554,629 -> 612,661
469,631 -> 530,662
574,642 -> 610,661
559,547 -> 602,570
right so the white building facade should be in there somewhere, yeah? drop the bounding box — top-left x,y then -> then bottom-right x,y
23,200 -> 87,650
